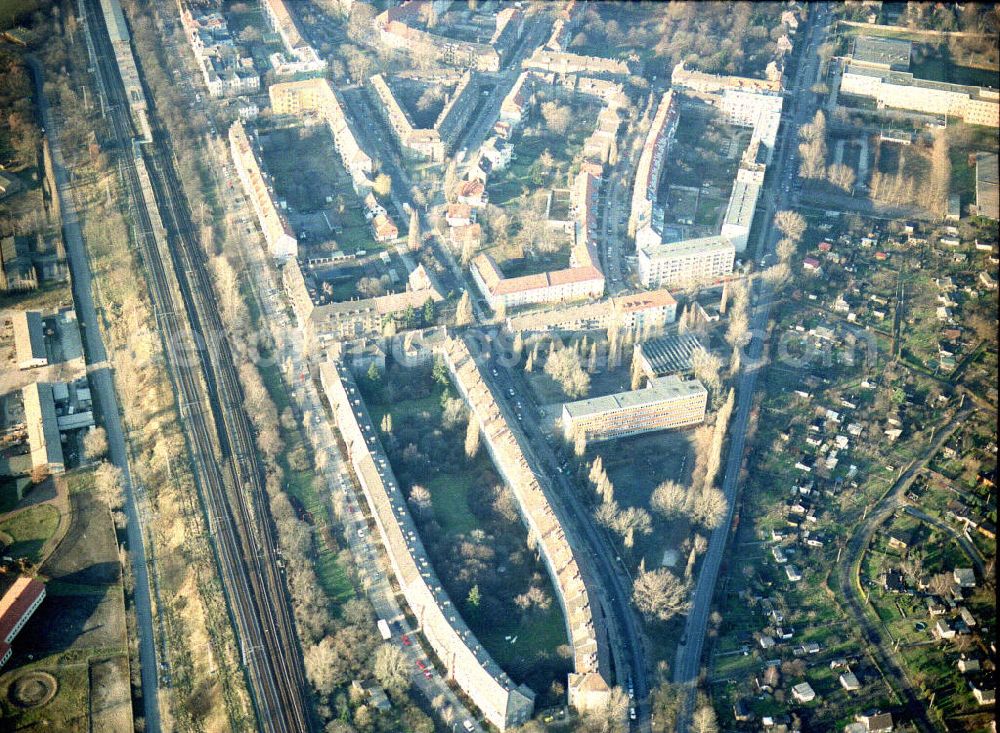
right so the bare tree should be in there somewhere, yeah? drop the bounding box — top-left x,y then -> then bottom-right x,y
83,426 -> 108,461
374,643 -> 410,695
541,101 -> 571,136
455,291 -> 474,326
545,346 -> 590,398
304,636 -> 339,695
465,414 -> 480,459
826,162 -> 856,192
775,237 -> 798,263
408,208 -> 421,252
691,704 -> 719,733
409,484 -> 433,516
94,461 -> 125,511
774,210 -> 806,243
693,486 -> 728,529
691,348 -> 722,393
651,480 -> 688,518
633,568 -> 690,621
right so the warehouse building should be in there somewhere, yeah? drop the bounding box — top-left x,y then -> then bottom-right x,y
12,310 -> 47,370
634,332 -> 707,378
562,374 -> 707,445
22,383 -> 64,475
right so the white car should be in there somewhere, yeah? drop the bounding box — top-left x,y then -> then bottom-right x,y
463,721 -> 475,732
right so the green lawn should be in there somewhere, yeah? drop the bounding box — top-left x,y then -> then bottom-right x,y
425,473 -> 479,536
0,504 -> 59,564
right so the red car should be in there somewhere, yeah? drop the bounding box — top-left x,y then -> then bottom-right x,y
401,634 -> 412,647
415,660 -> 432,679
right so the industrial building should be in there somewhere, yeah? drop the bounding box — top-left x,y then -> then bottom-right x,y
562,374 -> 708,445
634,332 -> 708,378
850,35 -> 912,71
976,152 -> 998,220
12,310 -> 47,370
22,383 -> 64,475
0,577 -> 46,667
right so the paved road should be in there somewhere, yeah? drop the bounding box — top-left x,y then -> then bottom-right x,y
672,8 -> 832,730
833,406 -> 972,733
27,53 -> 162,733
901,506 -> 986,576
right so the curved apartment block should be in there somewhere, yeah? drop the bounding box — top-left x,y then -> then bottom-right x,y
438,336 -> 612,713
320,362 -> 535,731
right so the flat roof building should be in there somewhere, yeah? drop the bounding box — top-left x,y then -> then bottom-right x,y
637,235 -> 736,290
635,332 -> 707,378
12,310 -> 47,370
851,35 -> 912,70
562,374 -> 707,445
22,383 -> 64,475
976,152 -> 998,220
840,63 -> 999,127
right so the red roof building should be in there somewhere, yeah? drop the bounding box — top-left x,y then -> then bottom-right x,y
0,577 -> 45,667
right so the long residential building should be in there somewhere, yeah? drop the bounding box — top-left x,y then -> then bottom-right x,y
562,374 -> 707,445
0,577 -> 46,667
839,63 -> 999,127
261,0 -> 326,75
440,336 -> 611,713
523,49 -> 630,77
505,289 -> 676,335
471,171 -> 604,311
268,78 -> 373,189
629,91 -> 679,237
368,72 -> 478,161
23,382 -> 64,475
670,61 -> 783,95
637,235 -> 736,290
284,260 -> 442,348
321,362 -> 535,731
228,121 -> 297,259
374,4 -> 522,73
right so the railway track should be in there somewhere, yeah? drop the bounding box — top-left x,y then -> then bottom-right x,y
85,1 -> 311,730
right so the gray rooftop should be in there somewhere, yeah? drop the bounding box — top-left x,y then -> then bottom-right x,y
563,374 -> 707,419
637,333 -> 707,376
12,311 -> 46,367
852,35 -> 912,70
976,152 -> 999,220
640,234 -> 735,261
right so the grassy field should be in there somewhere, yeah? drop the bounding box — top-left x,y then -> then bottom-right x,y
258,360 -> 356,611
0,504 -> 60,565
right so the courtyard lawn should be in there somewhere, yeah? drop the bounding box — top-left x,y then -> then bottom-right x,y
0,504 -> 60,565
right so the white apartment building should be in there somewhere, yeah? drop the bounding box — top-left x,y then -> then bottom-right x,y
721,161 -> 766,252
562,374 -> 708,444
629,91 -> 678,236
638,235 -> 736,290
840,63 -> 999,127
229,121 -> 297,259
261,0 -> 327,75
